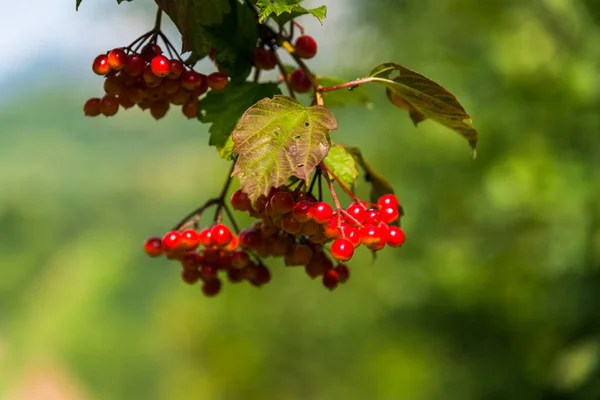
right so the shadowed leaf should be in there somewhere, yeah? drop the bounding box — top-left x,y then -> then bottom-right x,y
232,95 -> 337,203
368,62 -> 478,155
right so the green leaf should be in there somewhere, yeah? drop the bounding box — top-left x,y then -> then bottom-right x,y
154,0 -> 231,57
323,145 -> 359,192
232,95 -> 337,203
368,62 -> 478,154
201,0 -> 258,82
198,82 -> 282,157
342,145 -> 404,221
318,77 -> 372,108
256,0 -> 327,24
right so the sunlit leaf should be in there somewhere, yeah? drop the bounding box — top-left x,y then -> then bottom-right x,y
198,82 -> 281,158
318,77 -> 372,108
368,62 -> 478,154
324,145 -> 359,192
256,0 -> 327,24
232,95 -> 337,203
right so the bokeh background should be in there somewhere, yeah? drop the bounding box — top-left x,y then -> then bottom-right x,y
2,0 -> 600,399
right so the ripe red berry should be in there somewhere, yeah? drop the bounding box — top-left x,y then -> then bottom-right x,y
330,238 -> 354,262
270,191 -> 295,214
124,54 -> 145,76
231,251 -> 250,269
231,189 -> 252,211
322,269 -> 339,290
181,70 -> 203,90
150,55 -> 171,77
339,224 -> 361,248
281,213 -> 303,235
360,224 -> 383,247
168,59 -> 184,79
380,206 -> 400,224
210,224 -> 232,247
181,101 -> 198,119
202,278 -> 222,297
107,48 -> 127,70
253,47 -> 277,70
180,229 -> 200,250
207,72 -> 229,90
100,94 -> 119,116
378,194 -> 399,209
292,200 -> 313,223
386,226 -> 405,247
103,75 -> 123,95
118,94 -> 135,109
252,265 -> 271,285
346,202 -> 367,225
92,54 -> 110,76
289,68 -> 311,93
364,209 -> 381,225
141,43 -> 162,62
181,268 -> 201,285
162,231 -> 182,253
294,35 -> 318,59
143,236 -> 163,257
312,202 -> 333,224
83,98 -> 101,116
335,264 -> 350,283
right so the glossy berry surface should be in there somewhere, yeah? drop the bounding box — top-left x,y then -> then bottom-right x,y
144,237 -> 163,257
331,238 -> 354,262
294,35 -> 318,59
207,72 -> 229,91
210,224 -> 232,247
253,47 -> 277,70
150,55 -> 171,77
92,54 -> 110,76
107,48 -> 127,70
289,68 -> 311,93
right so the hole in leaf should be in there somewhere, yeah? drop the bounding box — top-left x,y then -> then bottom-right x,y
304,122 -> 310,127
297,164 -> 305,168
294,135 -> 301,140
273,131 -> 280,137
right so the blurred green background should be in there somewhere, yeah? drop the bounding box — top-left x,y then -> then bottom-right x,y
2,0 -> 600,399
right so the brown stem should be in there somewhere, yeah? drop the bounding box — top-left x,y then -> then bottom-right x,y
223,204 -> 241,234
212,160 -> 237,224
253,67 -> 261,83
320,162 -> 362,205
153,8 -> 163,31
172,198 -> 219,231
319,163 -> 343,230
272,49 -> 296,99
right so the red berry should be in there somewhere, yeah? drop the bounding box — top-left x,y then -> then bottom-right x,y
252,265 -> 271,286
100,94 -> 119,116
360,224 -> 383,247
210,224 -> 232,247
386,226 -> 405,247
92,54 -> 110,76
162,231 -> 182,252
270,191 -> 295,214
253,47 -> 277,70
168,59 -> 184,79
380,206 -> 400,224
335,264 -> 350,283
364,209 -> 381,225
322,269 -> 339,290
231,251 -> 250,269
231,189 -> 252,211
151,55 -> 171,77
312,202 -> 333,224
239,229 -> 261,249
346,202 -> 366,225
103,75 -> 123,95
378,194 -> 399,209
284,244 -> 313,266
182,101 -> 198,119
330,238 -> 354,262
83,98 -> 101,116
198,228 -> 212,247
207,72 -> 229,91
295,35 -> 318,59
143,236 -> 163,257
149,99 -> 170,120
107,48 -> 127,70
141,43 -> 162,62
181,268 -> 201,285
180,229 -> 200,250
292,200 -> 313,223
202,278 -> 222,297
168,88 -> 191,105
181,70 -> 203,90
340,224 -> 361,248
289,68 -> 311,93
281,213 -> 303,235
192,77 -> 209,97
124,54 -> 145,76
118,94 -> 135,109
142,66 -> 162,88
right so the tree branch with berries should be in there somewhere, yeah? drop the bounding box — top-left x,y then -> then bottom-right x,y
77,0 -> 479,297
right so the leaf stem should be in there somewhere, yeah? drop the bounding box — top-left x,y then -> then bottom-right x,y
213,160 -> 237,224
318,77 -> 377,93
172,198 -> 219,231
319,162 -> 343,230
272,48 -> 296,99
153,8 -> 163,31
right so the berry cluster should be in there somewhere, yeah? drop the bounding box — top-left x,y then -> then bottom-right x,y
144,224 -> 271,297
83,43 -> 229,120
